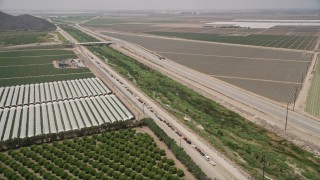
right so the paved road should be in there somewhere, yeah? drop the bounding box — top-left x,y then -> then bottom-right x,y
66,25 -> 249,179
87,28 -> 320,138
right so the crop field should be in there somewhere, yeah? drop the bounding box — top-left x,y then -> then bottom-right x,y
147,31 -> 318,50
103,32 -> 312,103
306,57 -> 320,117
0,94 -> 134,141
51,16 -> 94,24
91,46 -> 320,179
61,26 -> 320,179
0,31 -> 54,47
0,78 -> 111,108
0,49 -> 94,86
0,129 -> 185,179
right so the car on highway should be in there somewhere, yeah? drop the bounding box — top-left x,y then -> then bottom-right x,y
183,137 -> 191,144
209,160 -> 216,166
205,155 -> 210,161
175,131 -> 182,137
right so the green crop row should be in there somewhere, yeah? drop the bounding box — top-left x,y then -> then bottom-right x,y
0,64 -> 91,79
147,32 -> 317,50
0,48 -> 93,86
0,73 -> 94,87
306,57 -> 320,117
0,129 -> 185,180
0,54 -> 75,66
0,49 -> 75,58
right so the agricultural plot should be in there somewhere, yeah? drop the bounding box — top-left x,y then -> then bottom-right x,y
147,31 -> 318,50
103,32 -> 312,103
306,57 -> 320,117
0,129 -> 185,179
0,31 -> 54,47
0,95 -> 134,141
0,49 -> 94,86
0,78 -> 112,108
51,16 -> 94,24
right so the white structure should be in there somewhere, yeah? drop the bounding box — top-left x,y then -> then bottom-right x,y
0,95 -> 134,141
0,78 -> 112,108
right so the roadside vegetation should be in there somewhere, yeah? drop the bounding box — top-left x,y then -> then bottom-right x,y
62,25 -> 320,179
306,57 -> 320,117
0,31 -> 54,47
60,25 -> 97,42
0,49 -> 93,86
57,32 -> 68,43
147,31 -> 317,50
0,128 -> 185,179
142,118 -> 208,179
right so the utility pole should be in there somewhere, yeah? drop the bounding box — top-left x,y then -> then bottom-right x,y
301,74 -> 304,88
142,103 -> 145,117
261,154 -> 266,180
292,87 -> 298,111
262,158 -> 266,180
179,139 -> 181,147
285,102 -> 289,131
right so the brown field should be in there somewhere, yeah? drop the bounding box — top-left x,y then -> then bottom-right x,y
102,32 -> 312,103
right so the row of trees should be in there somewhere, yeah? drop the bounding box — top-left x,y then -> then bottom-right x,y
1,128 -> 184,179
142,118 -> 209,180
0,120 -> 134,151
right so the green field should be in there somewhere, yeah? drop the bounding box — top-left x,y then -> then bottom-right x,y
51,16 -> 94,24
0,31 -> 54,47
0,49 -> 94,86
147,32 -> 318,50
0,129 -> 185,180
83,18 -> 133,26
306,57 -> 320,117
60,25 -> 97,42
63,25 -> 320,179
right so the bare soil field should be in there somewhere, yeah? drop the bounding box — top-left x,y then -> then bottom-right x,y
103,31 -> 312,103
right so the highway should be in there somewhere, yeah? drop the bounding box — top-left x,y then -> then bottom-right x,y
59,25 -> 248,179
79,26 -> 320,140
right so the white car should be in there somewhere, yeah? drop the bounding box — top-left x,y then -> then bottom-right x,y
191,144 -> 197,148
209,160 -> 216,166
205,155 -> 210,161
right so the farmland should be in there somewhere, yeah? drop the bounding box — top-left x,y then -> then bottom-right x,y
0,129 -> 185,179
62,25 -> 320,179
103,32 -> 311,103
306,57 -> 320,117
0,31 -> 54,47
51,16 -> 94,24
147,32 -> 318,50
91,45 -> 320,179
0,49 -> 94,86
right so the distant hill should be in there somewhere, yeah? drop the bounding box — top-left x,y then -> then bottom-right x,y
0,11 -> 56,31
